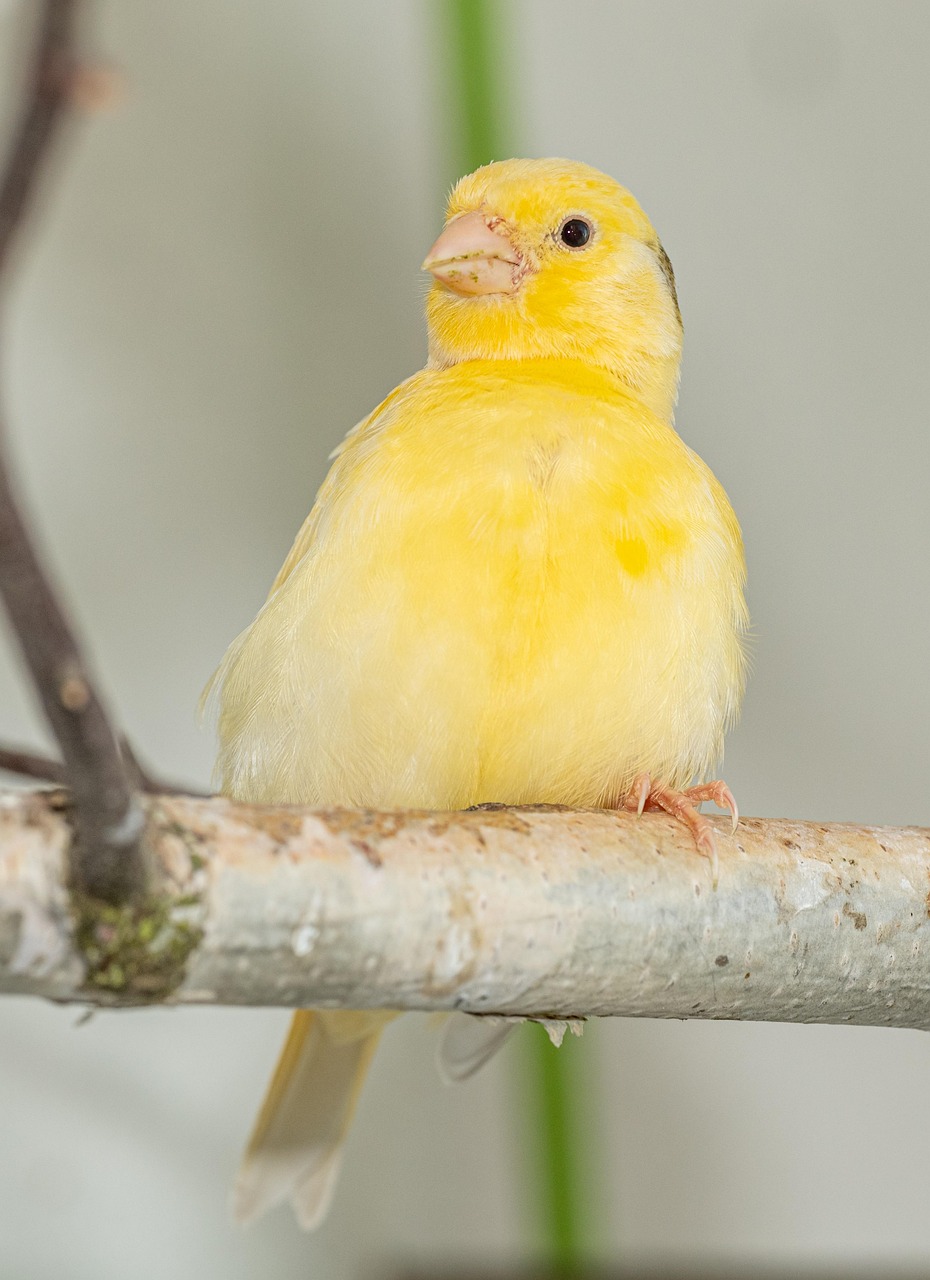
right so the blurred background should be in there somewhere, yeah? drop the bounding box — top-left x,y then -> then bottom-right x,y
1,1 -> 930,1277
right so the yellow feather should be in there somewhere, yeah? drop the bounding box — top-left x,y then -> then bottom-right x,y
210,158 -> 749,1226
233,1010 -> 388,1228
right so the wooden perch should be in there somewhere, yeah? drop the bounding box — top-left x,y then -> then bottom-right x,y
3,788 -> 930,1027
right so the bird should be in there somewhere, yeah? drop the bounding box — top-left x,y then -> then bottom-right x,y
208,157 -> 749,1229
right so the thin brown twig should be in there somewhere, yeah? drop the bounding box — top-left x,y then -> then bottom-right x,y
0,744 -> 68,787
0,740 -> 208,797
0,0 -> 146,902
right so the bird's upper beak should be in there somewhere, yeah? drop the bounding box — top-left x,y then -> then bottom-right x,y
422,211 -> 524,297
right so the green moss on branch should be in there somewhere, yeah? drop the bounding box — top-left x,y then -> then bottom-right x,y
71,890 -> 203,1001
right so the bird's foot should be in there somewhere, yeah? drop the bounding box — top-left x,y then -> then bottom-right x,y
622,773 -> 739,888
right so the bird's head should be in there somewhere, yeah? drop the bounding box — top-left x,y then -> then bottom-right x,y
423,158 -> 683,421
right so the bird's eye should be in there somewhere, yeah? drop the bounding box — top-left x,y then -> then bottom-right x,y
559,217 -> 593,249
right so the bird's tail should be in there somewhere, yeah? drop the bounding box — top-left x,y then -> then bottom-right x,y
232,1009 -> 389,1230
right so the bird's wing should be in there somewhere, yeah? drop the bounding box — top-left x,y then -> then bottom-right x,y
199,374 -> 424,731
436,1012 -> 520,1083
268,374 -> 423,598
436,1013 -> 586,1083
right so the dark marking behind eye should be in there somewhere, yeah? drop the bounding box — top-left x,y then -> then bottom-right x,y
654,240 -> 682,326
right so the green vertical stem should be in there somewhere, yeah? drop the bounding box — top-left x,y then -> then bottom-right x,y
431,4 -> 600,1271
435,0 -> 513,179
520,1023 -> 595,1274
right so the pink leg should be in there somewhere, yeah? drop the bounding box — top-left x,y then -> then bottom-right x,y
678,780 -> 739,832
622,772 -> 739,888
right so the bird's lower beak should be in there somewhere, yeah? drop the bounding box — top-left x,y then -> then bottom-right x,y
422,211 -> 524,297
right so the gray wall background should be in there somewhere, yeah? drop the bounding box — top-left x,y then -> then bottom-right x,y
1,2 -> 929,1276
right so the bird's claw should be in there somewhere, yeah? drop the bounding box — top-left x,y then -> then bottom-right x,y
695,826 -> 720,890
621,772 -> 736,889
680,779 -> 739,833
624,772 -> 651,817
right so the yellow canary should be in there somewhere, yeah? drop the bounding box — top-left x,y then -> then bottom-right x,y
209,158 -> 748,1228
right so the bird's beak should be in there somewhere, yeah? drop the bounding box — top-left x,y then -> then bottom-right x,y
422,211 -> 524,297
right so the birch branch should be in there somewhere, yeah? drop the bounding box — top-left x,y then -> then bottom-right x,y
2,788 -> 929,1027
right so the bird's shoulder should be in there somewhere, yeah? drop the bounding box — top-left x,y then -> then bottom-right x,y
270,359 -> 732,597
333,358 -> 687,465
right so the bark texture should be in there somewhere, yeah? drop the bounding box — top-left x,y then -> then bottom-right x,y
2,789 -> 929,1025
